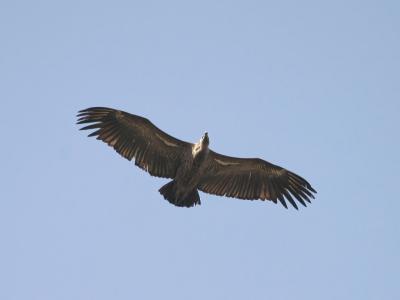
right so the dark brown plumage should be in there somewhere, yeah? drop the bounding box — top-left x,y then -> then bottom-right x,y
77,107 -> 316,209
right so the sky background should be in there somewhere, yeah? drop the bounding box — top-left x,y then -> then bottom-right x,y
1,1 -> 399,299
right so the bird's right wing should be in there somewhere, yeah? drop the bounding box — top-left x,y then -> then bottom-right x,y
77,107 -> 192,179
198,150 -> 316,209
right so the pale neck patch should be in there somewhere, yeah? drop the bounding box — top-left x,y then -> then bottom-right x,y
192,143 -> 201,156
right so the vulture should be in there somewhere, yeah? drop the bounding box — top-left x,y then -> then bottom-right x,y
77,107 -> 316,209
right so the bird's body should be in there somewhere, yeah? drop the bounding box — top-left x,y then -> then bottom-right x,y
77,107 -> 316,209
162,137 -> 210,206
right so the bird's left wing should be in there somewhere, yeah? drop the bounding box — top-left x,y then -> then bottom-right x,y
77,107 -> 192,179
198,150 -> 316,209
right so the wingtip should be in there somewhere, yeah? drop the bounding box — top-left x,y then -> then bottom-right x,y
77,108 -> 93,115
277,197 -> 288,209
77,107 -> 113,115
309,185 -> 317,194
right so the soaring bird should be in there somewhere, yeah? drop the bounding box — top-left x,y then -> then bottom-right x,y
77,107 -> 316,209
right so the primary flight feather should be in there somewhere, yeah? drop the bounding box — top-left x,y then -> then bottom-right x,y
77,107 -> 316,209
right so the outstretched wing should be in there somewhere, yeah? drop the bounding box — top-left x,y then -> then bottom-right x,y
198,150 -> 316,209
77,107 -> 191,179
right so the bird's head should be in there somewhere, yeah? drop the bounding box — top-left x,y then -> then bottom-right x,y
201,132 -> 209,147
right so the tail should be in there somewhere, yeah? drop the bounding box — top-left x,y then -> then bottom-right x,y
159,180 -> 201,208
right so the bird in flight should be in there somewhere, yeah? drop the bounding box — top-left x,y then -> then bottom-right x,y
77,107 -> 316,209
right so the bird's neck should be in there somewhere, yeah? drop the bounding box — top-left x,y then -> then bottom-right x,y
192,142 -> 208,159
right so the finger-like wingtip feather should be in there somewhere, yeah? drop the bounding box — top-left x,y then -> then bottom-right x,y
277,195 -> 288,209
283,188 -> 300,209
308,185 -> 317,193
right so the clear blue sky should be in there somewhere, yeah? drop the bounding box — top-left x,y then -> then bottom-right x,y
1,1 -> 399,299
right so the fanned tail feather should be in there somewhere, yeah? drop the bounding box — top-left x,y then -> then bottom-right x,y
159,181 -> 201,208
